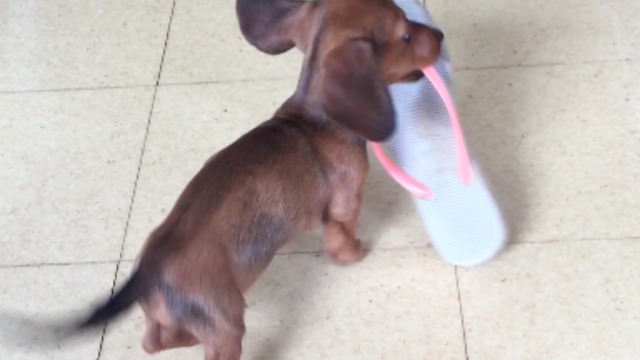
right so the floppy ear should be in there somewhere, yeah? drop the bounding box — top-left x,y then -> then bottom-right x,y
318,41 -> 396,142
236,0 -> 306,55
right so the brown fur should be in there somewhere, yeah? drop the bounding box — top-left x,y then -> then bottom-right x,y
78,0 -> 443,359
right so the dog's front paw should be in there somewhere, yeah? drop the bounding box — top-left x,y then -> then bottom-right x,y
330,239 -> 367,265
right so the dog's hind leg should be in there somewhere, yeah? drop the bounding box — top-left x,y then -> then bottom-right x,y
140,289 -> 200,353
199,309 -> 245,360
191,280 -> 246,360
142,319 -> 198,353
202,328 -> 244,360
159,326 -> 199,350
141,313 -> 163,354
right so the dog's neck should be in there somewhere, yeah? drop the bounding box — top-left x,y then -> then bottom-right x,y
274,93 -> 365,148
274,91 -> 324,127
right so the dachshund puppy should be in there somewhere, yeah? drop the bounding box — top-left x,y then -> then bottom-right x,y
44,0 -> 443,359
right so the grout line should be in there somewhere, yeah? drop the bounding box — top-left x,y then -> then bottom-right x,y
270,236 -> 640,254
116,245 -> 432,263
0,259 -> 120,269
0,84 -> 155,95
277,245 -> 427,255
1,57 -> 638,95
2,237 -> 636,269
158,76 -> 297,87
455,57 -> 633,72
116,235 -> 640,263
518,236 -> 640,244
95,1 -> 177,359
152,1 -> 177,88
0,77 -> 296,95
454,267 -> 470,360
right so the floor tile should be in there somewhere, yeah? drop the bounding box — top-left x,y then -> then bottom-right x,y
101,248 -> 464,360
458,240 -> 640,360
0,1 -> 173,92
0,263 -> 117,360
0,88 -> 154,265
611,1 -> 640,59
454,61 -> 640,243
159,0 -> 303,84
427,0 -> 638,68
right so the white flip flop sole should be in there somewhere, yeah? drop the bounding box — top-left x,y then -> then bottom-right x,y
373,0 -> 508,266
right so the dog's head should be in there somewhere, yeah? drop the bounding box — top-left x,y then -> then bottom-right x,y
237,0 -> 443,141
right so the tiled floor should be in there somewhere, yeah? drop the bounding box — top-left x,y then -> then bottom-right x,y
1,0 -> 638,359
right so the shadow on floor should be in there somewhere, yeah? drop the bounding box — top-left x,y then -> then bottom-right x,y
452,16 -> 533,247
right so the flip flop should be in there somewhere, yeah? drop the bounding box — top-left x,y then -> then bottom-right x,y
371,0 -> 508,266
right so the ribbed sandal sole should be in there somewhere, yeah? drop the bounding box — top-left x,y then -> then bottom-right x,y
372,0 -> 508,266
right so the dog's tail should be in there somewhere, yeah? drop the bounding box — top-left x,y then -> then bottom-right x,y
77,269 -> 149,329
0,269 -> 150,351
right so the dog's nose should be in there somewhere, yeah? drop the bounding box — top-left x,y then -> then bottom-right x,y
434,29 -> 444,42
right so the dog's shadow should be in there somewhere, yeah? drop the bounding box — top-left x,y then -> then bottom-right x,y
242,252 -> 326,360
448,15 -> 533,246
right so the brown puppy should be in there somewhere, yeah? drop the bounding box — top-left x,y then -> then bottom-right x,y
73,0 -> 443,359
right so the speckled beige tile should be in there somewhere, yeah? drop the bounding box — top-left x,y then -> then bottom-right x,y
121,81 -> 430,260
458,240 -> 640,360
0,89 -> 153,265
121,80 -> 294,259
609,1 -> 640,61
426,0 -> 638,68
455,61 -> 639,243
102,248 -> 464,360
0,263 -> 116,360
0,1 -> 172,91
159,0 -> 302,84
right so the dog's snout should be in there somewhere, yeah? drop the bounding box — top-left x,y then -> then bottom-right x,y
434,29 -> 444,42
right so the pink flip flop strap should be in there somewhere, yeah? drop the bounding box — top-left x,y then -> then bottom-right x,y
371,65 -> 474,199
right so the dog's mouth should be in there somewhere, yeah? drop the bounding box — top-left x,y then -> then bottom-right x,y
397,69 -> 425,83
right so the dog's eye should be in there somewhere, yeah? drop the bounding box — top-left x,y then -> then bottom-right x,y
402,33 -> 411,43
